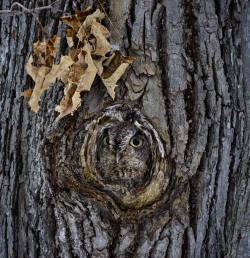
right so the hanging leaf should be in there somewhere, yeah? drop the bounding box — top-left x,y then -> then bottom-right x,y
24,7 -> 135,121
55,44 -> 98,121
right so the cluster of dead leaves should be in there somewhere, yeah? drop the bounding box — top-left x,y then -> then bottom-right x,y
23,7 -> 135,121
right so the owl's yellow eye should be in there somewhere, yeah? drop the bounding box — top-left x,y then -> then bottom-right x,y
130,137 -> 143,147
103,136 -> 109,146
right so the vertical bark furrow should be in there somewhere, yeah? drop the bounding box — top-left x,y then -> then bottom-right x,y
225,1 -> 250,256
0,11 -> 27,257
163,0 -> 188,165
183,0 -> 199,161
54,200 -> 74,257
157,4 -> 175,152
184,1 -> 236,256
1,2 -> 67,257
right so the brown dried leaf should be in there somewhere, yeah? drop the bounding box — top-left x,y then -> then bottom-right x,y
101,63 -> 129,99
33,41 -> 46,65
68,62 -> 86,85
91,20 -> 111,56
77,44 -> 98,92
93,56 -> 108,75
55,44 -> 97,121
101,51 -> 135,78
83,9 -> 105,30
43,55 -> 74,85
66,29 -> 76,48
27,66 -> 51,112
68,48 -> 82,62
77,9 -> 105,42
25,55 -> 74,112
60,7 -> 93,30
55,83 -> 77,121
33,36 -> 61,66
100,51 -> 135,99
25,7 -> 135,121
21,89 -> 33,98
47,35 -> 61,58
25,55 -> 39,81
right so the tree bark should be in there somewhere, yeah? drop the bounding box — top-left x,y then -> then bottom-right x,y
0,0 -> 249,257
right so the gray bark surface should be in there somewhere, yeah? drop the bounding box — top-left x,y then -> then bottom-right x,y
0,0 -> 249,257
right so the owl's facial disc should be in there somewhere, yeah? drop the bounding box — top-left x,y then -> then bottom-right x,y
102,124 -> 147,157
95,121 -> 153,189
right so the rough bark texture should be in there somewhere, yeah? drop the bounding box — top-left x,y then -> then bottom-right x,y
0,0 -> 249,257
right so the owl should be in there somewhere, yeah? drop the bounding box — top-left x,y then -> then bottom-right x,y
96,121 -> 152,189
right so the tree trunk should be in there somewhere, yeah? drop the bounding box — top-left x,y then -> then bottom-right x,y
1,0 -> 249,257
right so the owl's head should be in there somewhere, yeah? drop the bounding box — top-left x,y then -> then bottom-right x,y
96,121 -> 152,189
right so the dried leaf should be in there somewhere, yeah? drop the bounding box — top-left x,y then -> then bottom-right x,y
66,29 -> 76,48
101,63 -> 129,99
21,89 -> 33,98
83,9 -> 105,30
68,62 -> 86,85
33,41 -> 46,65
100,52 -> 135,99
60,7 -> 93,30
101,51 -> 135,78
25,7 -> 135,121
47,35 -> 61,58
25,55 -> 39,81
33,36 -> 61,66
27,66 -> 51,112
77,9 -> 105,42
91,20 -> 111,56
55,83 -> 77,121
68,48 -> 82,62
93,56 -> 108,75
77,44 -> 97,92
26,55 -> 74,112
55,44 -> 97,120
43,55 -> 74,85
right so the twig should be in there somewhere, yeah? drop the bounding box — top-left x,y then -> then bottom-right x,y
0,0 -> 61,16
0,1 -> 61,39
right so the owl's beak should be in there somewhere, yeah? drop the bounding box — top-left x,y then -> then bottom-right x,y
116,151 -> 120,163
